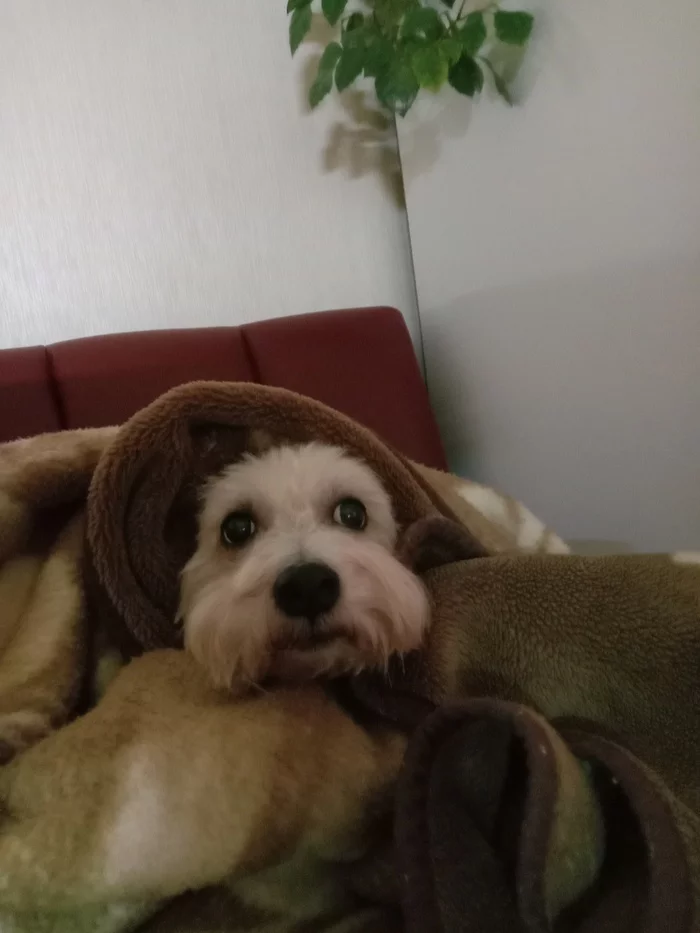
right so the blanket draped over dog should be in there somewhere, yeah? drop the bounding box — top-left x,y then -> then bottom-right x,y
0,381 -> 698,933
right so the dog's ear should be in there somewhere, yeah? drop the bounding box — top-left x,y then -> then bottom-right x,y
399,516 -> 489,574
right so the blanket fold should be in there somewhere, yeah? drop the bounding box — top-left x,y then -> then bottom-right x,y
396,701 -> 697,933
0,428 -> 117,759
0,380 -> 698,933
350,542 -> 700,931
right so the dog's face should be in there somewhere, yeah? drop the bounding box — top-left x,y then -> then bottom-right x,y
180,443 -> 429,691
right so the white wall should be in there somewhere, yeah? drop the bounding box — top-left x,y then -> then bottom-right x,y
398,0 -> 700,551
0,0 -> 419,349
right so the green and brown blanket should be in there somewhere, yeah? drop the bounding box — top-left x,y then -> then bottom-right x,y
0,382 -> 697,933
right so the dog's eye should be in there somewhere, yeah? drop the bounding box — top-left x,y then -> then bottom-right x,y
333,497 -> 367,531
220,511 -> 256,546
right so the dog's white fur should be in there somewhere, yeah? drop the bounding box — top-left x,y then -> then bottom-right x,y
180,443 -> 429,691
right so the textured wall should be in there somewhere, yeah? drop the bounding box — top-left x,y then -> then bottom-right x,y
0,1 -> 419,348
398,0 -> 700,551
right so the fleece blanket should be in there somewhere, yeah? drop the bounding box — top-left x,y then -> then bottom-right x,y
352,537 -> 700,932
0,381 -> 697,933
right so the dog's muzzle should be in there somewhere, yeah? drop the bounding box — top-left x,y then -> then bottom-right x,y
273,562 -> 340,623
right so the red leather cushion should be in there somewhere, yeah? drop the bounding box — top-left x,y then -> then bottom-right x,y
0,347 -> 61,443
49,328 -> 254,428
243,308 -> 447,468
0,308 -> 446,468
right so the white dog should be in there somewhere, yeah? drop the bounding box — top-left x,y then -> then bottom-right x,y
180,443 -> 429,692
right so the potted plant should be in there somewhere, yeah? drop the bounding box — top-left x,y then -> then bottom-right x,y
288,0 -> 535,116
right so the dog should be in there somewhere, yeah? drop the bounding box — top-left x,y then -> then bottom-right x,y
179,442 -> 429,692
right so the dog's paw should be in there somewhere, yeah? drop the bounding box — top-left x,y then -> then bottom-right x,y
0,711 -> 52,764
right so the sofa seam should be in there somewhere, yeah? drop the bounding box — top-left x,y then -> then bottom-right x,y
239,328 -> 263,385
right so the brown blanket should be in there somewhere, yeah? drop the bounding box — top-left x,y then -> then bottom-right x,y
353,538 -> 700,931
0,381 -> 698,932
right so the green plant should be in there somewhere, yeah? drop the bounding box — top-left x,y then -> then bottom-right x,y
287,0 -> 535,116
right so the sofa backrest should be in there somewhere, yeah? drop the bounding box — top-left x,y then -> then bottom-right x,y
0,307 -> 447,469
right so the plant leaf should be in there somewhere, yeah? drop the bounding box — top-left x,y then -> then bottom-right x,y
343,17 -> 366,53
448,54 -> 484,96
374,0 -> 419,29
364,35 -> 394,78
313,44 -> 343,84
481,56 -> 513,104
411,44 -> 449,92
459,11 -> 486,55
375,58 -> 419,116
289,4 -> 313,55
319,41 -> 343,70
492,70 -> 513,104
343,11 -> 365,36
287,0 -> 311,12
494,11 -> 534,45
322,0 -> 349,28
335,45 -> 365,91
401,7 -> 444,41
309,73 -> 333,108
440,37 -> 463,65
309,43 -> 342,108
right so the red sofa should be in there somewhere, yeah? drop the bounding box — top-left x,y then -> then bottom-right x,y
0,307 -> 447,469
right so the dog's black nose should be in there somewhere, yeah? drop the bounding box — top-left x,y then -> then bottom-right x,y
273,562 -> 340,621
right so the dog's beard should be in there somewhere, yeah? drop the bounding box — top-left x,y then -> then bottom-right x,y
267,637 -> 363,681
180,532 -> 429,691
